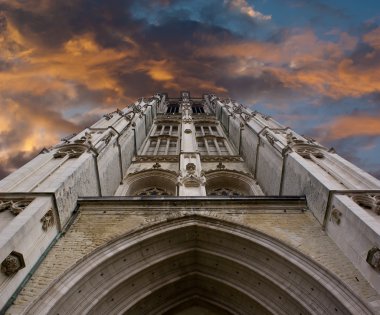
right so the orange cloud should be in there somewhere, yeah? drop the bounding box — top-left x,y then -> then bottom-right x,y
320,115 -> 380,140
0,34 -> 134,98
363,27 -> 380,49
137,60 -> 175,81
195,28 -> 380,100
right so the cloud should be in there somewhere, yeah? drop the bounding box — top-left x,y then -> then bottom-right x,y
225,0 -> 271,21
0,0 -> 379,179
317,115 -> 380,141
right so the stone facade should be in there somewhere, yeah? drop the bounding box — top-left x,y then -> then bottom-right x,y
0,92 -> 380,314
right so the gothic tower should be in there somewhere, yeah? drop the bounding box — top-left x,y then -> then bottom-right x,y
0,92 -> 380,314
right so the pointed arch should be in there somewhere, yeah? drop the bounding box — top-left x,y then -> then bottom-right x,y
118,169 -> 178,196
25,216 -> 373,315
205,170 -> 263,196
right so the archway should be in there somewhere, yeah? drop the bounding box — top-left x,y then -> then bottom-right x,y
205,170 -> 262,196
123,169 -> 177,196
25,216 -> 372,315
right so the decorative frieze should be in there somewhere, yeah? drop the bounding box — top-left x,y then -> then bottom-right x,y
41,209 -> 55,231
135,155 -> 179,162
182,117 -> 193,123
1,251 -> 25,276
201,156 -> 242,162
0,199 -> 33,215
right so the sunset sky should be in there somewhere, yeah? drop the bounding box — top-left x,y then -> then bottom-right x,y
0,0 -> 380,179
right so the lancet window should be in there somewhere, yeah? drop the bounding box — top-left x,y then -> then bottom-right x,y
141,123 -> 180,156
192,104 -> 205,114
166,103 -> 179,114
195,124 -> 233,156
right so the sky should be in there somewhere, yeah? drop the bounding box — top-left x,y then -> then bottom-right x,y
0,0 -> 379,179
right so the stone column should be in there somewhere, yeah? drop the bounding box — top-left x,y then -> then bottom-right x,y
178,92 -> 206,196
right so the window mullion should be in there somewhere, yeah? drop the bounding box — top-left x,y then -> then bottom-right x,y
214,138 -> 221,155
165,138 -> 170,155
154,139 -> 161,155
204,138 -> 210,154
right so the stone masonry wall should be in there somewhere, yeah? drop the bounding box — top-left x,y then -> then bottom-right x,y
7,201 -> 380,314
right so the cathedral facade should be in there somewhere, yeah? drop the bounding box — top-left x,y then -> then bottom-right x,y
0,92 -> 380,314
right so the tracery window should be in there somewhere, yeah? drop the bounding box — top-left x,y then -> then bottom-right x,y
195,124 -> 233,156
208,188 -> 242,196
195,126 -> 219,136
141,124 -> 180,156
192,104 -> 205,114
166,104 -> 179,114
135,187 -> 171,196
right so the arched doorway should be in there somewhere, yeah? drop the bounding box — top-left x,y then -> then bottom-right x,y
25,216 -> 373,315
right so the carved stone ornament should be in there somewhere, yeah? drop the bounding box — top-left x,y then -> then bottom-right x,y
233,104 -> 243,114
1,251 -> 25,276
39,147 -> 50,154
351,194 -> 380,215
294,145 -> 325,159
178,174 -> 205,188
73,131 -> 92,145
216,162 -> 226,170
366,247 -> 380,270
181,91 -> 190,101
241,112 -> 255,122
53,145 -> 87,159
186,163 -> 196,174
61,133 -> 77,143
0,199 -> 33,215
262,114 -> 271,120
101,132 -> 114,145
152,162 -> 161,169
103,113 -> 113,120
264,131 -> 277,145
41,209 -> 55,231
209,94 -> 219,102
330,208 -> 342,225
132,104 -> 142,113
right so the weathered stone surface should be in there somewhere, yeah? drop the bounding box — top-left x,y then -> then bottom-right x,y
1,92 -> 380,314
7,198 -> 380,314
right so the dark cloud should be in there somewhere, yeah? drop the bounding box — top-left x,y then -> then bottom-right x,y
0,150 -> 39,179
216,71 -> 294,102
